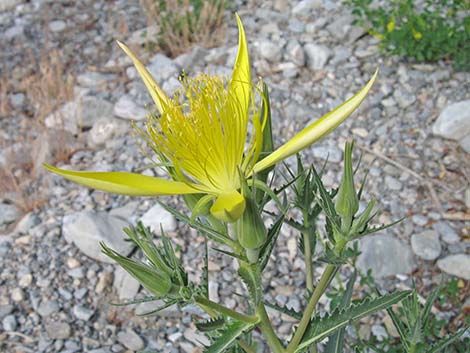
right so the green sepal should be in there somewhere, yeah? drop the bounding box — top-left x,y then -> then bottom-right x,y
101,242 -> 173,297
236,196 -> 267,252
191,194 -> 217,222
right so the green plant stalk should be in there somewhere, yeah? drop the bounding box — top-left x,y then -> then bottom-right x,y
255,301 -> 286,353
195,296 -> 258,324
238,339 -> 257,353
286,263 -> 339,352
302,210 -> 314,293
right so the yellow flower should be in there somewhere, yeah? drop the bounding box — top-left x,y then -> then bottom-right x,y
44,14 -> 377,223
412,28 -> 423,40
387,17 -> 395,33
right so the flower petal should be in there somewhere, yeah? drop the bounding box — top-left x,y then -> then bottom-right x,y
229,14 -> 251,114
44,164 -> 200,196
117,41 -> 171,114
252,70 -> 378,174
210,190 -> 246,223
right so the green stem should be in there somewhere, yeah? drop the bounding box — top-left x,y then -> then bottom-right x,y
255,302 -> 286,353
302,210 -> 314,293
286,264 -> 339,353
195,296 -> 258,324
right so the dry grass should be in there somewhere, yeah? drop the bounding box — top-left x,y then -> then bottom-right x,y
140,0 -> 226,57
20,49 -> 75,123
0,49 -> 77,215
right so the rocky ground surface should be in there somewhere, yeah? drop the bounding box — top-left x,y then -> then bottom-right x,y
1,0 -> 470,352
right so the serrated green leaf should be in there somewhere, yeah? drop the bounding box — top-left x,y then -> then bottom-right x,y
238,264 -> 262,306
196,317 -> 226,332
259,213 -> 285,271
425,327 -> 468,353
324,271 -> 357,353
264,301 -> 302,320
205,321 -> 253,353
296,290 -> 412,352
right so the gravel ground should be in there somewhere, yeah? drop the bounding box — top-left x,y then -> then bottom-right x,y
1,0 -> 469,352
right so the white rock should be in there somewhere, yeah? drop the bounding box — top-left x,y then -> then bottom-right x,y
76,72 -> 115,88
411,230 -> 441,261
62,211 -> 133,263
437,254 -> 470,280
0,0 -> 21,12
292,0 -> 323,15
113,266 -> 140,300
87,117 -> 128,147
304,43 -> 331,70
140,203 -> 177,234
113,95 -> 148,121
433,101 -> 470,150
49,20 -> 66,32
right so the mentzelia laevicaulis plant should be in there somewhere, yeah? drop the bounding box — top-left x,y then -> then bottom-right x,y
44,14 -> 377,223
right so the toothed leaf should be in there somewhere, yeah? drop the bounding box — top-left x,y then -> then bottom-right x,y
238,264 -> 262,306
205,320 -> 253,353
296,290 -> 412,352
425,327 -> 469,353
264,301 -> 302,320
196,317 -> 226,332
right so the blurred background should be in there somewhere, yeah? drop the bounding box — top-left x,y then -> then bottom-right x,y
0,0 -> 469,352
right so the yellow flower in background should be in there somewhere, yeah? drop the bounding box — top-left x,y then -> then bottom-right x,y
45,14 -> 377,223
387,17 -> 396,32
412,28 -> 423,40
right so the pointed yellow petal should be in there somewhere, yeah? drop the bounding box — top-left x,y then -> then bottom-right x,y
44,164 -> 200,196
229,14 -> 251,114
210,190 -> 246,223
117,41 -> 170,114
252,70 -> 378,174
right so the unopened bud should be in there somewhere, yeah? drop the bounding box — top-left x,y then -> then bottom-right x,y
335,141 -> 359,229
236,197 -> 267,262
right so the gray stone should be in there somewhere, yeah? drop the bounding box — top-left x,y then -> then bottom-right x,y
117,329 -> 145,351
147,54 -> 180,83
357,234 -> 415,278
113,95 -> 148,121
14,212 -> 40,234
411,230 -> 441,260
109,201 -> 139,221
433,101 -> 470,142
73,305 -> 95,321
385,175 -> 402,191
183,329 -> 211,346
140,203 -> 177,234
257,40 -> 282,63
411,215 -> 428,226
433,221 -> 460,244
2,315 -> 17,331
37,300 -> 60,317
394,89 -> 416,109
311,145 -> 342,163
326,14 -> 355,40
174,46 -> 208,69
62,211 -> 133,263
0,203 -> 19,226
292,0 -> 323,15
45,96 -> 114,134
459,134 -> 470,153
304,43 -> 331,70
45,321 -> 72,339
49,20 -> 66,32
0,305 -> 14,319
437,254 -> 470,280
113,266 -> 140,300
162,76 -> 181,96
285,40 -> 305,67
465,188 -> 470,209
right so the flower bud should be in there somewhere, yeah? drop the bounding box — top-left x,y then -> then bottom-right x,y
236,197 -> 267,262
335,141 -> 359,229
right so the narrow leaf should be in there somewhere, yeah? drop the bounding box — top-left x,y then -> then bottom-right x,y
425,327 -> 468,353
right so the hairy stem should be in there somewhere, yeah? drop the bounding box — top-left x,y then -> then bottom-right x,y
255,302 -> 286,353
286,264 -> 339,352
302,210 -> 314,293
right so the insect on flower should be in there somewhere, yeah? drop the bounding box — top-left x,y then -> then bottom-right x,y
45,14 -> 377,223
